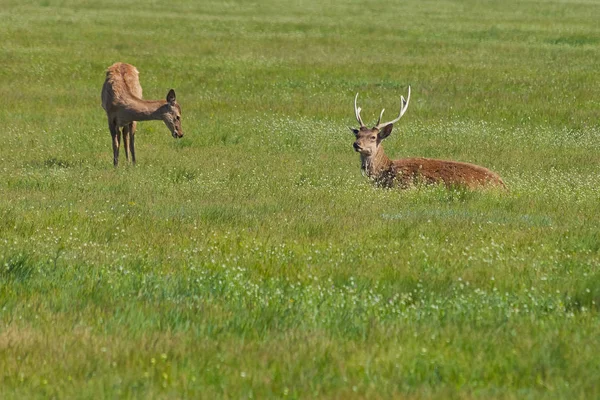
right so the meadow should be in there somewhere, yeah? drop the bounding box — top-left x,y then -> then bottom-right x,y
1,0 -> 600,398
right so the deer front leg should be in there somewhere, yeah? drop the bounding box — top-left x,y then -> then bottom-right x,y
109,120 -> 121,167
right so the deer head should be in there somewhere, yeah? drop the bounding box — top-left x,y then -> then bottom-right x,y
350,86 -> 411,157
162,89 -> 183,138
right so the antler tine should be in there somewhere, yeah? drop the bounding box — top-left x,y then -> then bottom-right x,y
354,93 -> 365,127
376,108 -> 385,126
375,85 -> 411,130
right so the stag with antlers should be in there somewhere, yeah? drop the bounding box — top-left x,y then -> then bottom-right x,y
350,87 -> 505,189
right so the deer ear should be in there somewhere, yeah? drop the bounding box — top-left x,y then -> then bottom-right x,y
166,89 -> 176,104
378,124 -> 393,139
348,127 -> 359,135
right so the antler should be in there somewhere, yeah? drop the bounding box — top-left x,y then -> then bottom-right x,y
375,86 -> 411,130
354,93 -> 365,127
376,108 -> 385,126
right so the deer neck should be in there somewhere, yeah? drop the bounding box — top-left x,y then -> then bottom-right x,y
122,98 -> 168,122
361,146 -> 393,180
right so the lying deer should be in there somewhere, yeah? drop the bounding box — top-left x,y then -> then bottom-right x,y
101,62 -> 183,166
350,87 -> 505,189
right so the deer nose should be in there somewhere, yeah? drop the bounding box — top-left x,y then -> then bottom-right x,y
353,142 -> 361,151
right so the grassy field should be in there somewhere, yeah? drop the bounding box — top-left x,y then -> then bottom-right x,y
1,0 -> 600,398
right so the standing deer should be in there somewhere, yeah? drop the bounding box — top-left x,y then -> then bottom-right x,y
350,86 -> 505,189
101,62 -> 183,166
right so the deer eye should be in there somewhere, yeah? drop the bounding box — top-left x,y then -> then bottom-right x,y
176,116 -> 180,121
370,136 -> 377,140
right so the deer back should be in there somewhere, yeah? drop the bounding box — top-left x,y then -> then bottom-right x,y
102,63 -> 143,111
392,157 -> 505,189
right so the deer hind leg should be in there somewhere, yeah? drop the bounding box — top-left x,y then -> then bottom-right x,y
109,119 -> 121,167
129,121 -> 136,165
122,125 -> 130,162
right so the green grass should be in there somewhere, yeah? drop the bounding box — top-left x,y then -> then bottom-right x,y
1,0 -> 600,398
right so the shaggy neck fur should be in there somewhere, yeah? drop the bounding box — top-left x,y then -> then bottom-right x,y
360,146 -> 393,180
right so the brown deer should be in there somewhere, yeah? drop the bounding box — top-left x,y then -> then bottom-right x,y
101,62 -> 183,166
350,86 -> 505,189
